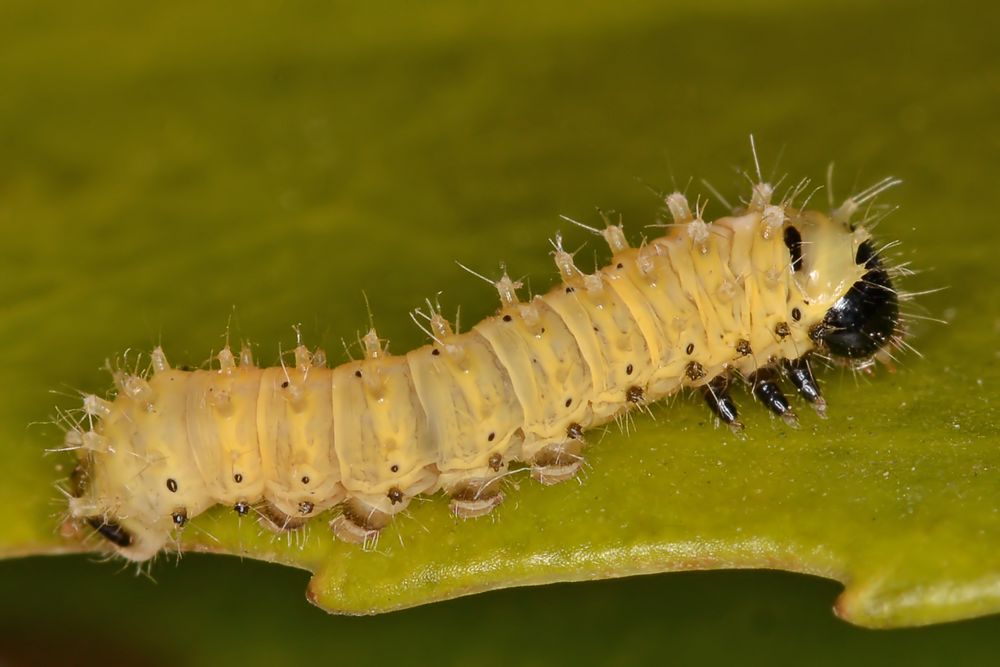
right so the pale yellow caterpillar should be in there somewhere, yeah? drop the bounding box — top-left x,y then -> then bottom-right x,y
61,160 -> 907,561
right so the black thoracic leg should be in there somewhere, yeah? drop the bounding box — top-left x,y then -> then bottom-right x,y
702,375 -> 743,431
749,367 -> 799,427
784,356 -> 827,417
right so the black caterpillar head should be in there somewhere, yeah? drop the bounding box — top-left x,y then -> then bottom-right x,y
810,240 -> 900,359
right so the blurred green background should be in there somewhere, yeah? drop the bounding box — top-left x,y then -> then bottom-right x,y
1,0 -> 998,664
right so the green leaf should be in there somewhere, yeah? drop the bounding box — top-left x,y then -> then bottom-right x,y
2,0 -> 998,639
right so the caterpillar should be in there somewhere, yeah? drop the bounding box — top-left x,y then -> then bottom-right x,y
60,157 -> 908,561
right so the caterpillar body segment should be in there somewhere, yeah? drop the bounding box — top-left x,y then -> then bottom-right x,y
258,362 -> 343,521
65,173 -> 905,561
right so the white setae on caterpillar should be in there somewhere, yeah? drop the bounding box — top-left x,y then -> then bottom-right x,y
61,153 -> 910,561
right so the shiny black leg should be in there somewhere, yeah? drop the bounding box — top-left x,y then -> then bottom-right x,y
750,367 -> 798,427
784,356 -> 827,417
702,375 -> 743,430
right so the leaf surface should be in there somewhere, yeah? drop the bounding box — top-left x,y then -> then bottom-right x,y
1,0 -> 997,632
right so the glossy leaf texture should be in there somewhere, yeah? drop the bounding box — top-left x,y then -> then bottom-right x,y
1,0 -> 997,642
